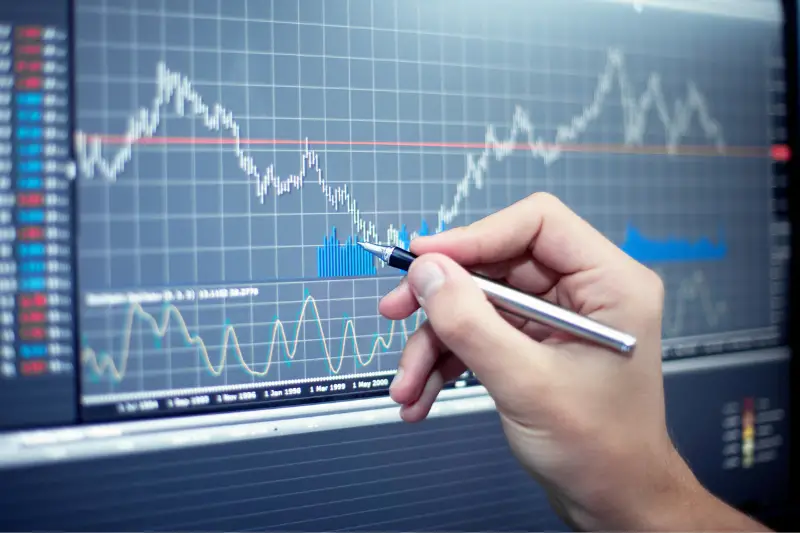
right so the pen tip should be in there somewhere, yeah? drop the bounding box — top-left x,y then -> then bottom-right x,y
357,241 -> 385,257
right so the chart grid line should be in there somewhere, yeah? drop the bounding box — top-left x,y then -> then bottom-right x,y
74,0 -> 784,410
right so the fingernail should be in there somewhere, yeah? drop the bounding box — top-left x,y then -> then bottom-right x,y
408,261 -> 445,304
390,367 -> 404,392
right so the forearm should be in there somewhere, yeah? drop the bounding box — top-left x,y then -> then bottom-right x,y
620,451 -> 771,532
678,490 -> 772,532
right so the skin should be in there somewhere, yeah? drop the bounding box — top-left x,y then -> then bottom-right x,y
378,192 -> 769,532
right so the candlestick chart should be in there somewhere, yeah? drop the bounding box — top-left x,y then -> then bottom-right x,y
73,0 -> 785,408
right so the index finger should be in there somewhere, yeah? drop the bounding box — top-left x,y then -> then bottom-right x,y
410,192 -> 625,275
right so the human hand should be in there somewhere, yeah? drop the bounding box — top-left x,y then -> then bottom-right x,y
379,193 -> 768,531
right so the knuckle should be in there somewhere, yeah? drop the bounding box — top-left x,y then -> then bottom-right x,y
528,191 -> 562,211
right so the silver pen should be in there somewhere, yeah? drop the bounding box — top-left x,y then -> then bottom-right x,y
358,242 -> 637,354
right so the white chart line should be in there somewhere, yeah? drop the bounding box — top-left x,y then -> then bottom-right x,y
75,48 -> 726,246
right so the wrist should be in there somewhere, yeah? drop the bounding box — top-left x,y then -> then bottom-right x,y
554,442 -> 700,531
629,449 -> 711,531
614,447 -> 770,532
584,445 -> 699,531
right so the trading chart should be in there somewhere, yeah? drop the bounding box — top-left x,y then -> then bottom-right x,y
73,0 -> 788,418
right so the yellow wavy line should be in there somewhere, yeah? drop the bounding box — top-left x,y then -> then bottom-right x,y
82,295 -> 424,382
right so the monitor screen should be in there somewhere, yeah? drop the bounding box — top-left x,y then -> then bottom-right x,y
65,0 -> 789,424
0,0 -> 793,531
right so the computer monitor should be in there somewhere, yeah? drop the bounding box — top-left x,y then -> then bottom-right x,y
0,0 -> 794,531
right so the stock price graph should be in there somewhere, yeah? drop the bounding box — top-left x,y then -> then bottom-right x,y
81,282 -> 423,385
74,0 -> 784,414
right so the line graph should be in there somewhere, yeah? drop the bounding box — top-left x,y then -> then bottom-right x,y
74,0 -> 783,410
79,134 -> 765,156
83,268 -> 728,387
82,293 -> 425,383
74,48 -> 728,248
661,270 -> 729,337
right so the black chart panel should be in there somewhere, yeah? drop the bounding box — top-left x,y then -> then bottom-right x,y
73,0 -> 788,419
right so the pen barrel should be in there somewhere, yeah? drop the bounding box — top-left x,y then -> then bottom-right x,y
388,247 -> 416,271
471,275 -> 637,353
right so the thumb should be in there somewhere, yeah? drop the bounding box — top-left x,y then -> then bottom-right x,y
406,253 -> 554,397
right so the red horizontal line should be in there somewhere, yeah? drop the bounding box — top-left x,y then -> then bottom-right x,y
84,134 -> 773,158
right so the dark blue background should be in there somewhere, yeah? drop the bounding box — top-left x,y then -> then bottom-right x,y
0,355 -> 790,531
